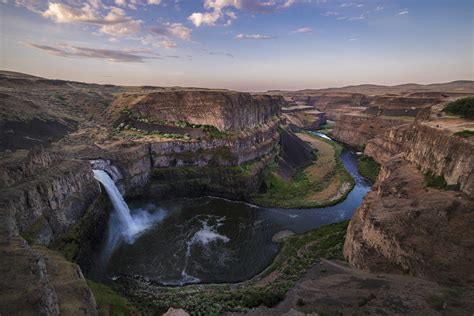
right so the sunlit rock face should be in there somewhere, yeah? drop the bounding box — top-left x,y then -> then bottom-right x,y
110,90 -> 284,131
344,157 -> 474,284
365,122 -> 474,195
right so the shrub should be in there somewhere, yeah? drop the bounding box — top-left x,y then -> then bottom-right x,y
443,97 -> 474,119
119,106 -> 132,116
358,155 -> 380,182
454,130 -> 474,138
423,171 -> 460,191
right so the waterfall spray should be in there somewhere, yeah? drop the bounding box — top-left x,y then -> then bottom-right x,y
93,169 -> 164,244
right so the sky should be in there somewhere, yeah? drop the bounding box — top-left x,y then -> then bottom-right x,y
0,0 -> 473,91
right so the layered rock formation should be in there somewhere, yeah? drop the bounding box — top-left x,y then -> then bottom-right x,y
111,91 -> 283,131
331,114 -> 411,146
344,157 -> 474,284
365,121 -> 474,195
344,103 -> 474,284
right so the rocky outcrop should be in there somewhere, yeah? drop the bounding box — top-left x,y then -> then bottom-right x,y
0,212 -> 98,315
111,91 -> 284,131
331,113 -> 410,146
344,157 -> 474,284
1,148 -> 100,245
365,122 -> 474,196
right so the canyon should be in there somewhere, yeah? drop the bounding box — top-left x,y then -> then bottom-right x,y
1,71 -> 473,315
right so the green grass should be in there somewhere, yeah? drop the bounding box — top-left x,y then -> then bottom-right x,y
128,221 -> 349,316
443,97 -> 474,119
87,280 -> 138,316
202,125 -> 234,139
423,171 -> 460,191
119,106 -> 132,116
454,130 -> 474,138
358,155 -> 380,182
251,135 -> 354,208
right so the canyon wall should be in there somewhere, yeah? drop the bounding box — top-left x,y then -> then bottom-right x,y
111,91 -> 283,131
365,122 -> 474,196
344,157 -> 474,284
331,114 -> 411,146
344,111 -> 474,284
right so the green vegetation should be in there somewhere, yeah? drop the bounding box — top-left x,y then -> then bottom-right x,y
423,171 -> 460,191
251,134 -> 354,208
130,221 -> 348,315
442,97 -> 474,119
119,106 -> 132,116
53,92 -> 66,102
52,195 -> 110,263
21,216 -> 46,244
87,280 -> 138,316
202,124 -> 234,139
426,287 -> 464,311
454,130 -> 474,138
358,155 -> 380,182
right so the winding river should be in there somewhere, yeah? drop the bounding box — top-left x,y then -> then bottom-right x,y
89,133 -> 371,285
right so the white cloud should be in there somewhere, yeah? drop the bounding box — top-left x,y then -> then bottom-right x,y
42,3 -> 142,37
189,0 -> 296,27
235,33 -> 274,40
348,38 -> 359,41
147,0 -> 161,4
164,22 -> 192,40
188,11 -> 221,27
293,27 -> 312,34
398,10 -> 408,15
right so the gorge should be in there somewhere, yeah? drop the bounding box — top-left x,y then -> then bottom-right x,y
0,71 -> 473,315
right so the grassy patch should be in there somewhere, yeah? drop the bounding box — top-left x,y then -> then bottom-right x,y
119,106 -> 132,116
423,171 -> 460,191
202,125 -> 234,139
127,221 -> 348,316
454,130 -> 474,138
251,133 -> 354,208
87,280 -> 139,316
443,97 -> 474,119
358,155 -> 380,182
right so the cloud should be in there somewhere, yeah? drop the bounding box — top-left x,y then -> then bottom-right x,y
348,38 -> 359,41
151,22 -> 192,40
293,27 -> 312,34
26,42 -> 160,62
321,11 -> 339,16
235,33 -> 274,40
348,15 -> 365,21
188,0 -> 296,27
398,10 -> 408,15
41,3 -> 143,37
209,51 -> 235,58
147,0 -> 161,4
188,10 -> 221,27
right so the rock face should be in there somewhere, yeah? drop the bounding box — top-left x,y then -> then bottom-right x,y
331,114 -> 411,146
111,91 -> 284,131
365,122 -> 474,195
344,157 -> 474,284
1,147 -> 100,245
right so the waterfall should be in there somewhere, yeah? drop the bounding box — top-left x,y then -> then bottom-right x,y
93,169 -> 163,243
